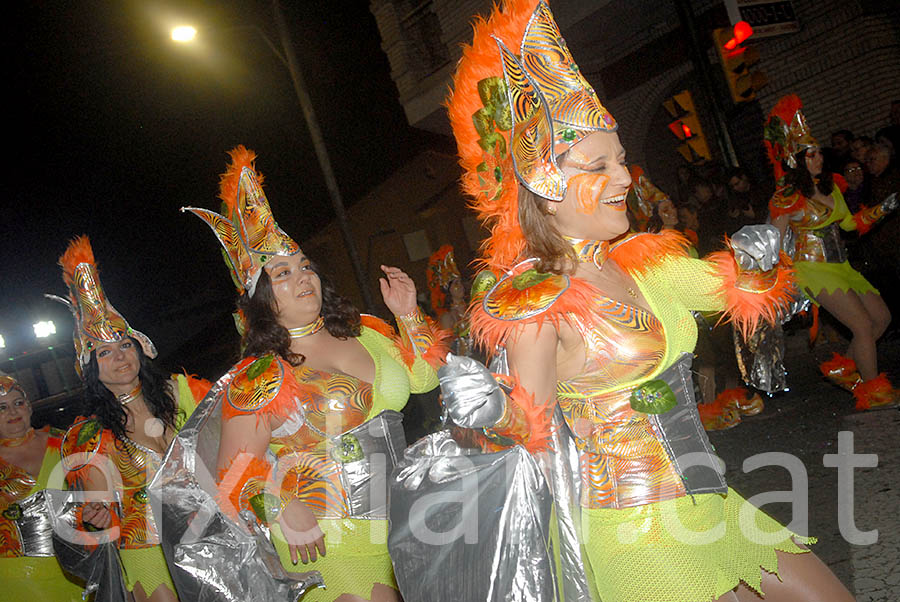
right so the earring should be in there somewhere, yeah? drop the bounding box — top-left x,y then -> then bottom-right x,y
546,204 -> 557,215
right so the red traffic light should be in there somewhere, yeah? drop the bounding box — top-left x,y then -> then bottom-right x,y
724,20 -> 754,50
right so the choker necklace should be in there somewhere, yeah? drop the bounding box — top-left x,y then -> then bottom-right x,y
117,384 -> 142,406
1,427 -> 36,448
565,236 -> 638,298
566,237 -> 610,270
289,316 -> 324,339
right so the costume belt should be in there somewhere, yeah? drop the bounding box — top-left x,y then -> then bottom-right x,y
3,489 -> 56,557
321,410 -> 407,520
645,352 -> 728,497
795,224 -> 847,263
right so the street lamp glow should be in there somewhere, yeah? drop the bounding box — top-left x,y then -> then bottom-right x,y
0,334 -> 5,349
171,25 -> 197,43
33,321 -> 57,339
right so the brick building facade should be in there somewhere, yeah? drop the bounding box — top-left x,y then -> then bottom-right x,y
370,0 -> 900,197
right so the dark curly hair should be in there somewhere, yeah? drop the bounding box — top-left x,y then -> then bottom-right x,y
238,260 -> 361,366
784,150 -> 833,198
82,339 -> 178,445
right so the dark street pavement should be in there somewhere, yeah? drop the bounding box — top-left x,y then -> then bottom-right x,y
708,328 -> 900,601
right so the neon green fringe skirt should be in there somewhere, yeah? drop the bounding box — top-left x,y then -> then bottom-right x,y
795,260 -> 878,300
272,518 -> 397,601
120,546 -> 177,596
581,488 -> 814,602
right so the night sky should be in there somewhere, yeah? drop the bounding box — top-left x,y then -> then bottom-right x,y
6,1 -> 438,366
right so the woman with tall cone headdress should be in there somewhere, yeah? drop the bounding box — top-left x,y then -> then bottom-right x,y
433,1 -> 854,601
50,236 -> 211,601
184,146 -> 448,601
765,94 -> 899,411
0,374 -> 85,599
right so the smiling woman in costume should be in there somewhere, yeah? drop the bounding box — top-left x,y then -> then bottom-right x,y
0,375 -> 84,600
185,146 -> 446,601
765,95 -> 898,411
52,236 -> 210,602
438,1 -> 854,601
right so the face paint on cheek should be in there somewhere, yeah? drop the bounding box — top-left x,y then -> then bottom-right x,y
570,173 -> 611,214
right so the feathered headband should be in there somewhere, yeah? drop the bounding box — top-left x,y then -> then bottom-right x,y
427,244 -> 462,316
764,94 -> 817,181
46,236 -> 157,373
183,146 -> 300,297
448,0 -> 616,270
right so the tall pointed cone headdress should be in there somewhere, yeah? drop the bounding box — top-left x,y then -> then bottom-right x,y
447,0 -> 617,270
764,94 -> 818,181
47,236 -> 157,373
182,146 -> 300,297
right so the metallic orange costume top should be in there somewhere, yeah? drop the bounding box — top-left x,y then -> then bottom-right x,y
470,231 -> 795,510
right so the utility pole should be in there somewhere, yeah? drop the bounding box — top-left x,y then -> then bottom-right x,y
272,0 -> 377,312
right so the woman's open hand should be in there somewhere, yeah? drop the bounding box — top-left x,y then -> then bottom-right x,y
278,498 -> 326,564
379,265 -> 417,317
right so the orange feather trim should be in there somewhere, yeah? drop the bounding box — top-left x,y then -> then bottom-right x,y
852,374 -> 892,411
707,250 -> 796,341
183,372 -> 213,404
59,235 -> 96,286
832,173 -> 848,194
447,0 -> 539,271
508,383 -> 553,454
469,273 -> 600,352
819,352 -> 856,378
216,452 -> 273,521
360,314 -> 397,339
218,145 -> 265,213
365,313 -> 452,370
608,230 -> 692,277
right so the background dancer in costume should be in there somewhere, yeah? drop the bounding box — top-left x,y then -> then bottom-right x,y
426,244 -> 474,357
52,236 -> 210,602
0,374 -> 84,600
765,95 -> 899,410
187,146 -> 446,602
439,2 -> 854,601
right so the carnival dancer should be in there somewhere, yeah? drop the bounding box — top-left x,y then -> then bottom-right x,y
0,374 -> 84,599
50,236 -> 210,602
765,95 -> 899,410
426,244 -> 474,356
437,2 -> 854,601
185,146 -> 447,601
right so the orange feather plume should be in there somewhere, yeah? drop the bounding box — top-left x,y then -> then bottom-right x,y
58,235 -> 96,287
447,0 -> 539,271
707,249 -> 796,341
608,230 -> 692,277
218,145 -> 265,213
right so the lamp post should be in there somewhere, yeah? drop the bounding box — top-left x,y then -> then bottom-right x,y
172,1 -> 376,312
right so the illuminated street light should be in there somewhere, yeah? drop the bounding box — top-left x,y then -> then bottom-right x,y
169,6 -> 376,312
33,321 -> 57,339
171,25 -> 197,43
0,334 -> 5,349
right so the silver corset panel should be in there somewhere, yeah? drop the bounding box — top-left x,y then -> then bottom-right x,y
794,223 -> 847,263
323,410 -> 407,520
8,489 -> 55,557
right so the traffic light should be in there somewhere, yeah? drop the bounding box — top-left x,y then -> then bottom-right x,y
713,21 -> 767,103
664,90 -> 711,164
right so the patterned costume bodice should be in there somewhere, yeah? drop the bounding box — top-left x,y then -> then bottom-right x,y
771,186 -> 855,264
62,375 -> 205,549
557,299 -> 686,509
270,366 -> 376,518
0,428 -> 60,557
